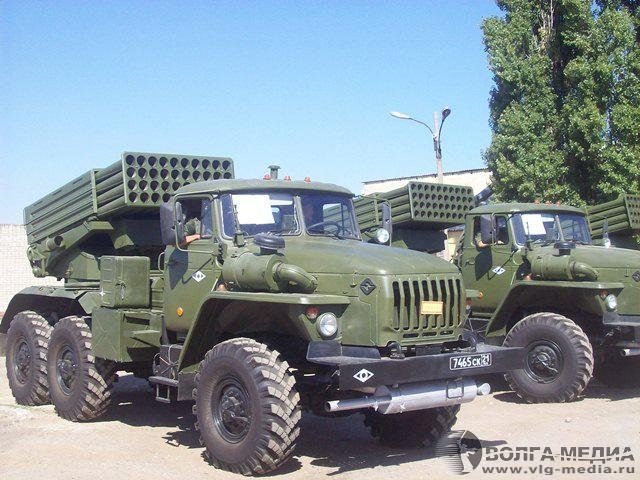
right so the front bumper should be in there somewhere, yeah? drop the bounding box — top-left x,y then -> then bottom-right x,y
307,340 -> 525,390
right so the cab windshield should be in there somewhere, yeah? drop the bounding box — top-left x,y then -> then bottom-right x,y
220,192 -> 299,237
300,193 -> 359,239
513,212 -> 592,245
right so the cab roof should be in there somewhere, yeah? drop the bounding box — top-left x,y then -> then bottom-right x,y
176,179 -> 353,197
470,202 -> 585,215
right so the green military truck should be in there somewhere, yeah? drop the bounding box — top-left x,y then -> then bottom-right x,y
455,202 -> 640,403
2,153 -> 524,475
357,184 -> 640,403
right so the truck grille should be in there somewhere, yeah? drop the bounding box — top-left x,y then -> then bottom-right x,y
391,275 -> 462,339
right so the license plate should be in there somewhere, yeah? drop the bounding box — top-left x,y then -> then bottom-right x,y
420,301 -> 443,315
450,353 -> 492,370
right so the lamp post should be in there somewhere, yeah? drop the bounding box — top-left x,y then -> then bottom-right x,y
390,108 -> 451,183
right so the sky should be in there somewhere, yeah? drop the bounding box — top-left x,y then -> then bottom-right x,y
0,1 -> 501,223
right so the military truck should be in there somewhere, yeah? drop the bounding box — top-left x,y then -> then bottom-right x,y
454,202 -> 640,402
2,153 -> 524,475
357,184 -> 640,403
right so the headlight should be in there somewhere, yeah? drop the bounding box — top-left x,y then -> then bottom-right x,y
375,228 -> 390,244
604,294 -> 617,311
317,312 -> 338,337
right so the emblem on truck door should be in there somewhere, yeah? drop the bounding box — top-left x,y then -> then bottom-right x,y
353,369 -> 374,383
192,271 -> 206,282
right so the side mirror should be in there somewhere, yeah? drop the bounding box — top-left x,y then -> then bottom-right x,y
480,215 -> 493,244
159,200 -> 185,246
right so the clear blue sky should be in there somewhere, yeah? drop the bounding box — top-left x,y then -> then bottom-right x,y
0,1 -> 500,223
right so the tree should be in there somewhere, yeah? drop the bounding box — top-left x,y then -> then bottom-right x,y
483,0 -> 640,205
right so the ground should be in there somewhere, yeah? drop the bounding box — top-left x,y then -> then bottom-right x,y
0,362 -> 638,479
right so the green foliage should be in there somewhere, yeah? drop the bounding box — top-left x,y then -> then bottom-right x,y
483,0 -> 640,205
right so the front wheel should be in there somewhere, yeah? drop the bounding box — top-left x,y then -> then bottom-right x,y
193,338 -> 301,475
364,405 -> 460,448
504,313 -> 593,403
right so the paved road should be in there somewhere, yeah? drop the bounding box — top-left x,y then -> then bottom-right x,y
1,363 -> 638,479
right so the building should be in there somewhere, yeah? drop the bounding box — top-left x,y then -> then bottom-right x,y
0,224 -> 62,314
362,167 -> 491,196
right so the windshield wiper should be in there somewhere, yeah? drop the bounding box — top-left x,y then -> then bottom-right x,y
267,228 -> 295,235
308,227 -> 345,240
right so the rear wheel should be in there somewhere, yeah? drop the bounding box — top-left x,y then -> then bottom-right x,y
47,316 -> 117,421
364,405 -> 460,448
504,313 -> 593,403
193,338 -> 301,475
5,311 -> 52,405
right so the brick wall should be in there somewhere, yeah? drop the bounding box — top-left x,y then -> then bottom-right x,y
0,225 -> 62,314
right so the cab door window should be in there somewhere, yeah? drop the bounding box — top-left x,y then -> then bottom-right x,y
472,215 -> 509,247
494,216 -> 509,245
177,198 -> 213,243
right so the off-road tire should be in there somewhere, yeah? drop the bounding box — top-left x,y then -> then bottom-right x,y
364,405 -> 460,448
193,338 -> 301,475
594,355 -> 640,389
504,313 -> 593,403
5,311 -> 52,405
47,316 -> 117,421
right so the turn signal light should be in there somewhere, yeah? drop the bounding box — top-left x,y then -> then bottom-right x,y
306,306 -> 319,320
177,307 -> 184,317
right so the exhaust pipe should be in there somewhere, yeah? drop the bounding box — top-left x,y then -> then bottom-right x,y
325,378 -> 491,415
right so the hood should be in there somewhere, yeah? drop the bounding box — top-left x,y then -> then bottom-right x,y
271,237 -> 459,276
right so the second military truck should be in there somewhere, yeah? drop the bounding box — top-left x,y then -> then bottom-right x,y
2,153 -> 524,475
356,183 -> 640,403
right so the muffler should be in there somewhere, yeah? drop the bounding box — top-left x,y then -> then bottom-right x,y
325,378 -> 491,415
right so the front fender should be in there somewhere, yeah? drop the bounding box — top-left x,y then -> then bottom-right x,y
484,280 -> 624,337
178,291 -> 351,373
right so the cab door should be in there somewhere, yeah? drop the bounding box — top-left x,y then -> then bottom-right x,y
163,196 -> 220,333
460,214 -> 518,315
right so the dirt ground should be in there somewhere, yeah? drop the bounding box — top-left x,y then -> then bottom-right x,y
0,361 -> 638,480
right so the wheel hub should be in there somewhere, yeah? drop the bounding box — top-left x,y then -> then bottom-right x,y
13,339 -> 31,384
525,341 -> 563,383
213,379 -> 252,442
56,346 -> 78,395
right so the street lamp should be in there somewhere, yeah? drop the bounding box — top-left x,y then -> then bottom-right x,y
390,107 -> 451,183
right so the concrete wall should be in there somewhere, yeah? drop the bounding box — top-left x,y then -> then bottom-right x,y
361,168 -> 491,195
0,225 -> 62,315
